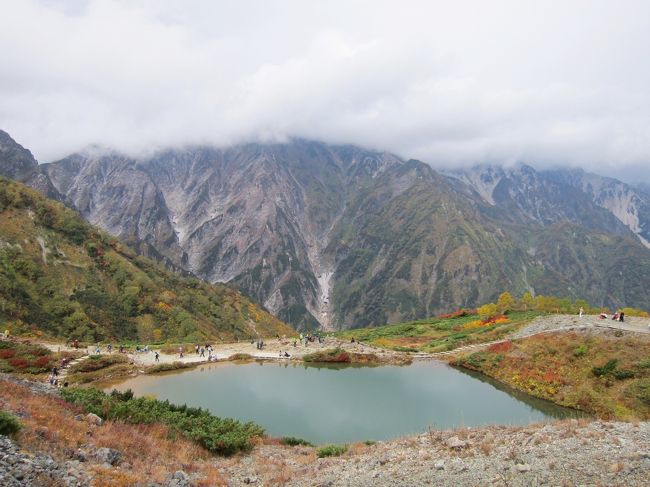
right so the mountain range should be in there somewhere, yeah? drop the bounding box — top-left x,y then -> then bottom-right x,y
2,129 -> 650,330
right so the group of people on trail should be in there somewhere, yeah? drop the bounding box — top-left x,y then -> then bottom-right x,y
596,310 -> 625,322
298,332 -> 322,346
580,306 -> 626,322
194,343 -> 217,361
48,361 -> 69,388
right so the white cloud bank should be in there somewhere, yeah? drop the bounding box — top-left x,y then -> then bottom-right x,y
1,0 -> 649,180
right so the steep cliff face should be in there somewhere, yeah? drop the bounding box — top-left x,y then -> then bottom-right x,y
452,165 -> 650,247
43,141 -> 406,329
5,133 -> 649,330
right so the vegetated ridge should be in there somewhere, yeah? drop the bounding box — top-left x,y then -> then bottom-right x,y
0,176 -> 292,342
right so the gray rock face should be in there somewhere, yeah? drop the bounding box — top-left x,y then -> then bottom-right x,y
39,140 -> 650,329
450,164 -> 650,248
0,130 -> 64,201
44,140 -> 406,329
0,130 -> 38,180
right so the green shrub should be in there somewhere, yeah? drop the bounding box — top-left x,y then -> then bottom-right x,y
280,436 -> 313,447
636,358 -> 650,369
592,359 -> 618,377
573,344 -> 588,357
145,361 -> 195,374
612,369 -> 635,380
363,440 -> 376,446
0,410 -> 21,436
60,387 -> 264,456
626,378 -> 650,407
317,444 -> 348,458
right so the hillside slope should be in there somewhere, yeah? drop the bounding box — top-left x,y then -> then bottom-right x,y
0,177 -> 292,342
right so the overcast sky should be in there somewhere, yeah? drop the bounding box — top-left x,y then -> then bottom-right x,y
1,0 -> 649,181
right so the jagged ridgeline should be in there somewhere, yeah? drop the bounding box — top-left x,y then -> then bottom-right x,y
0,177 -> 292,342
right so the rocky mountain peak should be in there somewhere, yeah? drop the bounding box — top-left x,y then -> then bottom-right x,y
0,129 -> 38,180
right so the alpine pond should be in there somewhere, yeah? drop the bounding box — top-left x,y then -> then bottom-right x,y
110,361 -> 582,444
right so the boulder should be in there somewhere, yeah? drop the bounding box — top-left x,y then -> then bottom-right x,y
85,413 -> 103,426
94,447 -> 121,466
446,436 -> 467,449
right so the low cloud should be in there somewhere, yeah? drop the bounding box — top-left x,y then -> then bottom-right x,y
1,0 -> 649,181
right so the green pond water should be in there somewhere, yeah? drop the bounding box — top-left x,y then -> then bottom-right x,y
109,361 -> 582,444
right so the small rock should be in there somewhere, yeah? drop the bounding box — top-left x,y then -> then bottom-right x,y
74,414 -> 85,421
73,450 -> 87,462
446,436 -> 467,449
95,447 -> 121,466
85,413 -> 103,426
434,460 -> 445,470
515,463 -> 531,473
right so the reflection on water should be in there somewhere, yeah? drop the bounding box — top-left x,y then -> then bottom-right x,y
109,361 -> 583,444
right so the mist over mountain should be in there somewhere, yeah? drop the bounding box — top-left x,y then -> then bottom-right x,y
3,130 -> 649,329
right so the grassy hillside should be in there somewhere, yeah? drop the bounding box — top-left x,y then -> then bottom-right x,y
0,177 -> 292,342
453,330 -> 650,420
335,309 -> 540,352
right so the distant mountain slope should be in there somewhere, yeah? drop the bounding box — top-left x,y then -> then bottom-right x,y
4,131 -> 650,329
0,177 -> 292,342
0,130 -> 63,201
451,165 -> 650,247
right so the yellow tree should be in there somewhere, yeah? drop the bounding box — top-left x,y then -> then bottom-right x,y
520,291 -> 534,311
477,303 -> 498,318
497,292 -> 514,313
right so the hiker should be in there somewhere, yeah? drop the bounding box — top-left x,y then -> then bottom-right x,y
579,307 -> 584,317
107,344 -> 112,353
52,366 -> 58,377
155,351 -> 160,362
200,347 -> 205,357
73,339 -> 79,349
179,346 -> 184,358
95,344 -> 101,354
283,351 -> 290,358
612,313 -> 619,321
619,311 -> 625,322
195,344 -> 200,355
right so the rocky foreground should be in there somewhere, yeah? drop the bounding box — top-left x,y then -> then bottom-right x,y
2,417 -> 648,486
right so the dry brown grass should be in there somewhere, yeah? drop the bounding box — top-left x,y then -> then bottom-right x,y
0,379 -> 227,486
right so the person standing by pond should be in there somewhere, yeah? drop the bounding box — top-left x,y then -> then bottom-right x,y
155,351 -> 160,362
179,346 -> 184,358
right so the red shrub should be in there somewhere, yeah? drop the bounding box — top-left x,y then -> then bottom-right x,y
33,356 -> 53,368
0,349 -> 17,359
8,357 -> 30,369
31,347 -> 51,357
482,314 -> 509,325
487,341 -> 513,353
